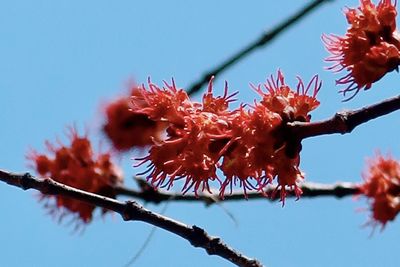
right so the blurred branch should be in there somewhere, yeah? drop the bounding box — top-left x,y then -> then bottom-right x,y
289,94 -> 400,139
186,0 -> 332,95
115,180 -> 360,205
0,169 -> 263,267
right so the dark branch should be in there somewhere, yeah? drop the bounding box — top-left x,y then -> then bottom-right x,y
186,0 -> 332,95
0,169 -> 263,267
6,93 -> 396,265
289,94 -> 400,139
115,181 -> 360,206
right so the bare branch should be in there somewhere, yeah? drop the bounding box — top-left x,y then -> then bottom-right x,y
186,0 -> 333,95
115,181 -> 360,205
289,94 -> 400,139
0,169 -> 263,267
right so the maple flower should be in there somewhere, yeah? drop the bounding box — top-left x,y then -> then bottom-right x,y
133,73 -> 320,203
254,70 -> 321,122
219,104 -> 282,198
323,0 -> 400,100
133,79 -> 194,126
28,128 -> 123,224
135,78 -> 234,196
220,71 -> 320,201
360,152 -> 400,228
103,87 -> 166,151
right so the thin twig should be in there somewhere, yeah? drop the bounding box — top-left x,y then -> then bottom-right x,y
0,169 -> 263,267
115,181 -> 360,205
289,94 -> 400,139
186,0 -> 332,95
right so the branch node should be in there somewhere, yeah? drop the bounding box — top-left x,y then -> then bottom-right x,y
122,200 -> 138,221
21,172 -> 33,190
333,183 -> 361,198
189,225 -> 210,248
334,111 -> 350,134
208,237 -> 222,255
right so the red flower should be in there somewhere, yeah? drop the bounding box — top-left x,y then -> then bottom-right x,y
133,79 -> 193,126
220,71 -> 320,202
201,77 -> 238,115
28,127 -> 123,224
136,79 -> 232,196
254,70 -> 321,122
323,0 -> 400,100
360,152 -> 400,228
135,73 -> 321,203
103,87 -> 166,151
219,104 -> 282,198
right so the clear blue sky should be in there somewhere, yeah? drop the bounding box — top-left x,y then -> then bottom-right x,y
1,0 -> 400,266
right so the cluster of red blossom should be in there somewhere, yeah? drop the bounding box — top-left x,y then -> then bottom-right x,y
29,0 -> 400,227
324,0 -> 400,100
131,73 -> 321,202
361,153 -> 400,228
28,128 -> 123,223
322,0 -> 400,227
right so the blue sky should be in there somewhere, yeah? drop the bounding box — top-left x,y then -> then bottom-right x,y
1,0 -> 400,266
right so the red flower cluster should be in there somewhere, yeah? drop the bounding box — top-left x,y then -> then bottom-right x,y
134,71 -> 321,203
323,0 -> 400,100
361,152 -> 400,228
103,87 -> 166,151
28,128 -> 123,224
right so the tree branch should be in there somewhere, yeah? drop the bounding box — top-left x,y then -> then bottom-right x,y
186,0 -> 332,95
115,180 -> 360,206
0,169 -> 263,267
114,94 -> 400,206
289,94 -> 400,139
4,94 -> 396,265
